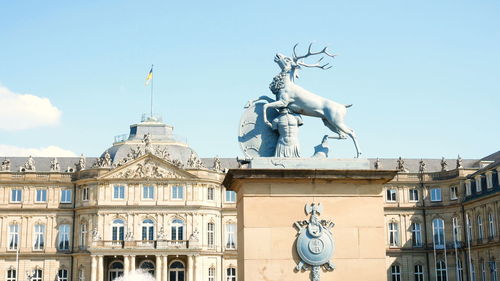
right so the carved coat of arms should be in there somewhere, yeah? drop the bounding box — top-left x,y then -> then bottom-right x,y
295,203 -> 335,281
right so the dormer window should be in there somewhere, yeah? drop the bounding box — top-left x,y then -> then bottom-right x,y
465,180 -> 472,196
486,172 -> 493,189
475,176 -> 482,193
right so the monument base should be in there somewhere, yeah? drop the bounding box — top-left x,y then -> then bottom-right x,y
223,168 -> 396,281
248,157 -> 370,169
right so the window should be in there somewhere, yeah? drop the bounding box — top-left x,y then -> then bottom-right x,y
208,222 -> 215,248
112,219 -> 125,241
386,189 -> 397,202
31,269 -> 42,281
225,190 -> 236,203
80,223 -> 87,248
35,189 -> 47,202
430,188 -> 442,202
8,224 -> 19,250
414,264 -> 424,281
171,186 -> 184,200
465,180 -> 472,196
467,215 -> 474,242
481,261 -> 486,281
58,224 -> 70,250
457,259 -> 464,281
6,268 -> 16,281
142,219 -> 155,241
82,186 -> 89,201
143,185 -> 154,200
171,219 -> 184,240
486,172 -> 493,189
139,261 -> 155,275
450,186 -> 458,200
78,269 -> 85,281
208,267 -> 215,281
488,213 -> 496,239
388,222 -> 399,247
33,224 -> 45,250
436,260 -> 447,281
207,187 -> 215,201
490,260 -> 498,281
452,217 -> 462,243
113,185 -> 125,199
10,189 -> 22,203
61,189 -> 72,203
227,267 -> 236,281
475,176 -> 482,192
432,219 -> 445,249
478,215 -> 484,240
169,261 -> 185,281
226,223 -> 236,249
57,269 -> 68,281
411,222 -> 422,247
391,265 -> 401,281
409,189 -> 419,202
471,261 -> 476,281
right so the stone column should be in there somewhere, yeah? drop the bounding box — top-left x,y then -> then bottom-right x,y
194,255 -> 200,281
97,255 -> 104,281
91,255 -> 97,281
156,255 -> 162,281
124,255 -> 130,274
130,255 -> 136,272
162,256 -> 169,281
187,255 -> 194,281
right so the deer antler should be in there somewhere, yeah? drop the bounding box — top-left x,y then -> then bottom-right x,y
293,43 -> 336,69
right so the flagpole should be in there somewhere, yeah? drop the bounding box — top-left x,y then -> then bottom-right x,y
150,64 -> 154,118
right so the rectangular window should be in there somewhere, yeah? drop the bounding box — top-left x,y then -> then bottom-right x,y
391,265 -> 401,281
171,185 -> 184,200
414,265 -> 424,281
466,180 -> 472,196
113,185 -> 125,199
388,222 -> 399,247
225,190 -> 236,203
82,186 -> 89,201
227,268 -> 236,281
488,213 -> 496,239
143,185 -> 154,199
467,216 -> 473,242
430,188 -> 442,202
486,173 -> 493,189
450,186 -> 458,200
433,219 -> 445,249
386,189 -> 397,202
7,269 -> 16,281
61,189 -> 72,203
490,261 -> 498,281
79,269 -> 85,281
80,224 -> 87,248
452,217 -> 462,243
10,189 -> 22,203
478,216 -> 484,240
33,224 -> 45,250
226,223 -> 237,249
208,222 -> 215,248
476,177 -> 482,192
36,189 -> 47,202
208,268 -> 215,281
32,269 -> 42,281
207,187 -> 215,201
58,224 -> 70,250
8,224 -> 19,250
482,262 -> 486,281
409,189 -> 419,202
411,223 -> 422,247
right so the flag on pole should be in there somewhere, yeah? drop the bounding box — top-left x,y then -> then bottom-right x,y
145,65 -> 153,85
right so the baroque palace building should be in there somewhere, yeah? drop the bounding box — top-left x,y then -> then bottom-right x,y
0,116 -> 498,281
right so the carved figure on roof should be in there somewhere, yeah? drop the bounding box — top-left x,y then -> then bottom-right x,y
143,133 -> 153,154
374,158 -> 381,170
23,156 -> 36,171
396,157 -> 408,173
1,159 -> 10,171
187,151 -> 205,169
50,157 -> 60,172
456,155 -> 463,169
419,159 -> 426,173
213,157 -> 223,172
440,157 -> 448,171
75,154 -> 86,171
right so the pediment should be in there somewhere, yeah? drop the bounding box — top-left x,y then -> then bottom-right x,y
98,154 -> 198,180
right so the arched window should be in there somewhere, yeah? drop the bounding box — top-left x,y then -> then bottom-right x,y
6,268 -> 16,281
411,222 -> 422,247
452,217 -> 462,243
226,267 -> 236,281
58,224 -> 70,250
109,261 -> 124,281
171,219 -> 184,240
142,219 -> 155,241
436,260 -> 447,281
488,213 -> 496,239
414,264 -> 424,281
432,219 -> 445,249
58,269 -> 68,281
390,264 -> 401,281
169,261 -> 185,281
208,222 -> 215,248
80,223 -> 88,248
31,269 -> 43,281
33,224 -> 45,250
388,222 -> 399,247
457,259 -> 464,281
112,219 -> 125,241
139,260 -> 155,275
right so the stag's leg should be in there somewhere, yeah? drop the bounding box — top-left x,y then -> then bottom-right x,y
335,122 -> 362,158
263,100 -> 287,127
321,119 -> 344,138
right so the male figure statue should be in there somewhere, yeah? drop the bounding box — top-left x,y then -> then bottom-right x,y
269,107 -> 303,157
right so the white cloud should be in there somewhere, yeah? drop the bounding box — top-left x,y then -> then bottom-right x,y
0,85 -> 62,130
0,144 -> 76,157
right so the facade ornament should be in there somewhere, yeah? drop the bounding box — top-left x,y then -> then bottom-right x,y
75,154 -> 86,171
22,156 -> 36,171
312,135 -> 329,158
91,228 -> 101,241
418,159 -> 426,173
112,159 -> 181,179
440,157 -> 448,171
270,107 -> 303,157
50,157 -> 60,172
1,158 -> 11,171
396,157 -> 408,173
157,227 -> 165,240
125,231 -> 133,241
187,151 -> 205,169
456,155 -> 463,169
143,133 -> 153,154
94,150 -> 112,168
295,203 -> 335,281
374,158 -> 381,170
189,228 -> 200,241
213,157 -> 223,173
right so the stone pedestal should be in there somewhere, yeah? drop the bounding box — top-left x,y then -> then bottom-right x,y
223,168 -> 396,281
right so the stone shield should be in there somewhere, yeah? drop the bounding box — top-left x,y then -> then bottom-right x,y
296,227 -> 334,266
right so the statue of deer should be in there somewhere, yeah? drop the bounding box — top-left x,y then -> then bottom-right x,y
263,43 -> 362,158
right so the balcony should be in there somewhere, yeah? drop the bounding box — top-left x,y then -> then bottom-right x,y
91,239 -> 192,250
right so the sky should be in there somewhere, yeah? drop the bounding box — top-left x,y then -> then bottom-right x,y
0,0 -> 498,159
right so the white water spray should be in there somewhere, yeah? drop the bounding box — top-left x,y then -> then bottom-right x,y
112,270 -> 156,281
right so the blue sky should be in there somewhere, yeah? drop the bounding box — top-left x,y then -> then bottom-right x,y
0,0 -> 498,159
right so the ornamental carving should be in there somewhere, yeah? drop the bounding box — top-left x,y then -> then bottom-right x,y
110,159 -> 182,179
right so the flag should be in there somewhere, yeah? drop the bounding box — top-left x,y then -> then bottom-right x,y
145,66 -> 153,85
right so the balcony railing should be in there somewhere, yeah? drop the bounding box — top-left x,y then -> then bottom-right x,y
91,239 -> 190,250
